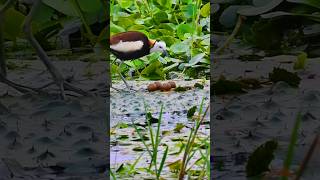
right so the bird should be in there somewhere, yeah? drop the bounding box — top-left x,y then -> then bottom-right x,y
110,31 -> 168,90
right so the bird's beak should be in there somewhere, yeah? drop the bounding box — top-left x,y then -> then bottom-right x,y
162,50 -> 168,57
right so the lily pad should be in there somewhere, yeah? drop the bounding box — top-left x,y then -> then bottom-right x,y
238,0 -> 284,16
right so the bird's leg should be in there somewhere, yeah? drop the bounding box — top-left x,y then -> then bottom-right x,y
22,0 -> 89,99
117,61 -> 132,90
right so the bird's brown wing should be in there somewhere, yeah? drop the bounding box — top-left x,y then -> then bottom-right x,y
110,31 -> 148,45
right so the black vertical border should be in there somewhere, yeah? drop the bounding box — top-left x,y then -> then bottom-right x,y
210,0 -> 214,179
105,0 -> 111,179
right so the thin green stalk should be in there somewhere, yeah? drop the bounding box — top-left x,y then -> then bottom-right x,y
179,97 -> 209,180
282,112 -> 302,180
157,145 -> 169,179
295,134 -> 319,180
129,152 -> 145,173
131,120 -> 153,160
152,104 -> 164,176
110,169 -> 117,180
143,101 -> 156,169
215,15 -> 244,55
71,0 -> 95,44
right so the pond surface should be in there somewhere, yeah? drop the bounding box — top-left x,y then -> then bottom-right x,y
213,54 -> 320,179
110,80 -> 210,179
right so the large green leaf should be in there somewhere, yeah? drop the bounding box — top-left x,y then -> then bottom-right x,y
3,8 -> 25,40
170,42 -> 189,54
42,0 -> 78,16
117,0 -> 133,9
33,2 -> 55,24
78,0 -> 102,12
185,53 -> 205,67
176,23 -> 195,40
219,5 -> 246,27
153,11 -> 169,24
141,60 -> 165,80
238,0 -> 283,16
181,4 -> 197,19
110,22 -> 125,34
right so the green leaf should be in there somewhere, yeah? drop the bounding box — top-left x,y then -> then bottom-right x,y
219,5 -> 245,27
182,4 -> 197,19
185,53 -> 205,67
269,68 -> 301,87
187,106 -> 197,118
170,42 -> 189,54
212,78 -> 245,95
176,23 -> 195,40
42,0 -> 78,16
77,0 -> 102,12
153,11 -> 169,24
283,113 -> 302,176
173,123 -> 185,133
141,60 -> 165,80
293,52 -> 308,70
200,2 -> 210,17
3,8 -> 25,40
238,0 -> 284,16
246,140 -> 278,177
33,2 -> 55,24
110,22 -> 125,34
156,0 -> 172,8
117,0 -> 133,9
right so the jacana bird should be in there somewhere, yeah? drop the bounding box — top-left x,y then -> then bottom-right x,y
110,31 -> 168,90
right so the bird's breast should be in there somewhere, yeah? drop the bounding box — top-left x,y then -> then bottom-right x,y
110,40 -> 144,53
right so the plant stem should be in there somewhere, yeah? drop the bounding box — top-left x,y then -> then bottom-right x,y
215,15 -> 244,55
294,134 -> 319,180
179,102 -> 209,180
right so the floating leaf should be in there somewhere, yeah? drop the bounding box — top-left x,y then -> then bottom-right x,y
269,68 -> 301,87
167,159 -> 182,173
238,0 -> 283,16
173,123 -> 185,133
187,106 -> 197,118
212,78 -> 245,95
194,82 -> 204,89
246,140 -> 278,177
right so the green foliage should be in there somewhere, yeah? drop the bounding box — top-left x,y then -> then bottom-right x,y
111,0 -> 210,80
214,0 -> 320,54
282,112 -> 302,180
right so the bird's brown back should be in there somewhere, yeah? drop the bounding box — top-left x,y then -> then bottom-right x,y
110,31 -> 149,45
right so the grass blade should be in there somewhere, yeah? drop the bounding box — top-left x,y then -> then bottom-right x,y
157,145 -> 169,179
282,112 -> 302,180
